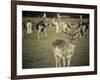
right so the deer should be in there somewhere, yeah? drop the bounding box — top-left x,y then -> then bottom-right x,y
36,13 -> 48,39
36,20 -> 48,39
52,27 -> 80,67
78,15 -> 89,38
52,14 -> 71,34
52,14 -> 81,67
26,20 -> 33,34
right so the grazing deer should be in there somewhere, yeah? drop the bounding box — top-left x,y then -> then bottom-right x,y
52,24 -> 81,67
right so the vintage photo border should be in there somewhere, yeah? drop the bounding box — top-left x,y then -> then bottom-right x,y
11,1 -> 97,79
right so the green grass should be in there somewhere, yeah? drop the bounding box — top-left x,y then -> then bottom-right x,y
22,27 -> 89,69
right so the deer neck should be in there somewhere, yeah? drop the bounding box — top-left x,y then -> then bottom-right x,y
69,43 -> 75,49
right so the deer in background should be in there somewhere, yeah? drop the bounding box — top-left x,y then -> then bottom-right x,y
53,13 -> 71,34
78,15 -> 89,38
36,13 -> 48,39
52,13 -> 81,67
26,20 -> 33,34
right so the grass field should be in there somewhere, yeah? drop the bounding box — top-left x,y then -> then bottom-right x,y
22,27 -> 89,69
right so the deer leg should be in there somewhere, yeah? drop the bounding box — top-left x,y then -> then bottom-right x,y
40,32 -> 42,39
56,26 -> 59,33
53,48 -> 58,67
68,58 -> 71,67
62,57 -> 66,67
44,29 -> 47,38
84,31 -> 88,38
37,31 -> 40,39
55,55 -> 59,67
58,57 -> 62,67
67,51 -> 74,67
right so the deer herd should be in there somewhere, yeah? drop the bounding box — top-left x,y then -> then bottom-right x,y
24,13 -> 89,67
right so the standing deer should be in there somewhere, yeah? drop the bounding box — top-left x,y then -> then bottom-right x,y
79,15 -> 89,38
53,20 -> 61,33
52,14 -> 70,33
52,14 -> 81,67
36,13 -> 48,39
36,20 -> 48,39
52,27 -> 80,67
26,20 -> 33,34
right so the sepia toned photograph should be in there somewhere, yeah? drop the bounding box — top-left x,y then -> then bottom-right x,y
11,1 -> 97,79
22,11 -> 89,69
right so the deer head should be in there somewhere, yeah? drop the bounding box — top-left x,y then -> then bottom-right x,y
60,23 -> 81,45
